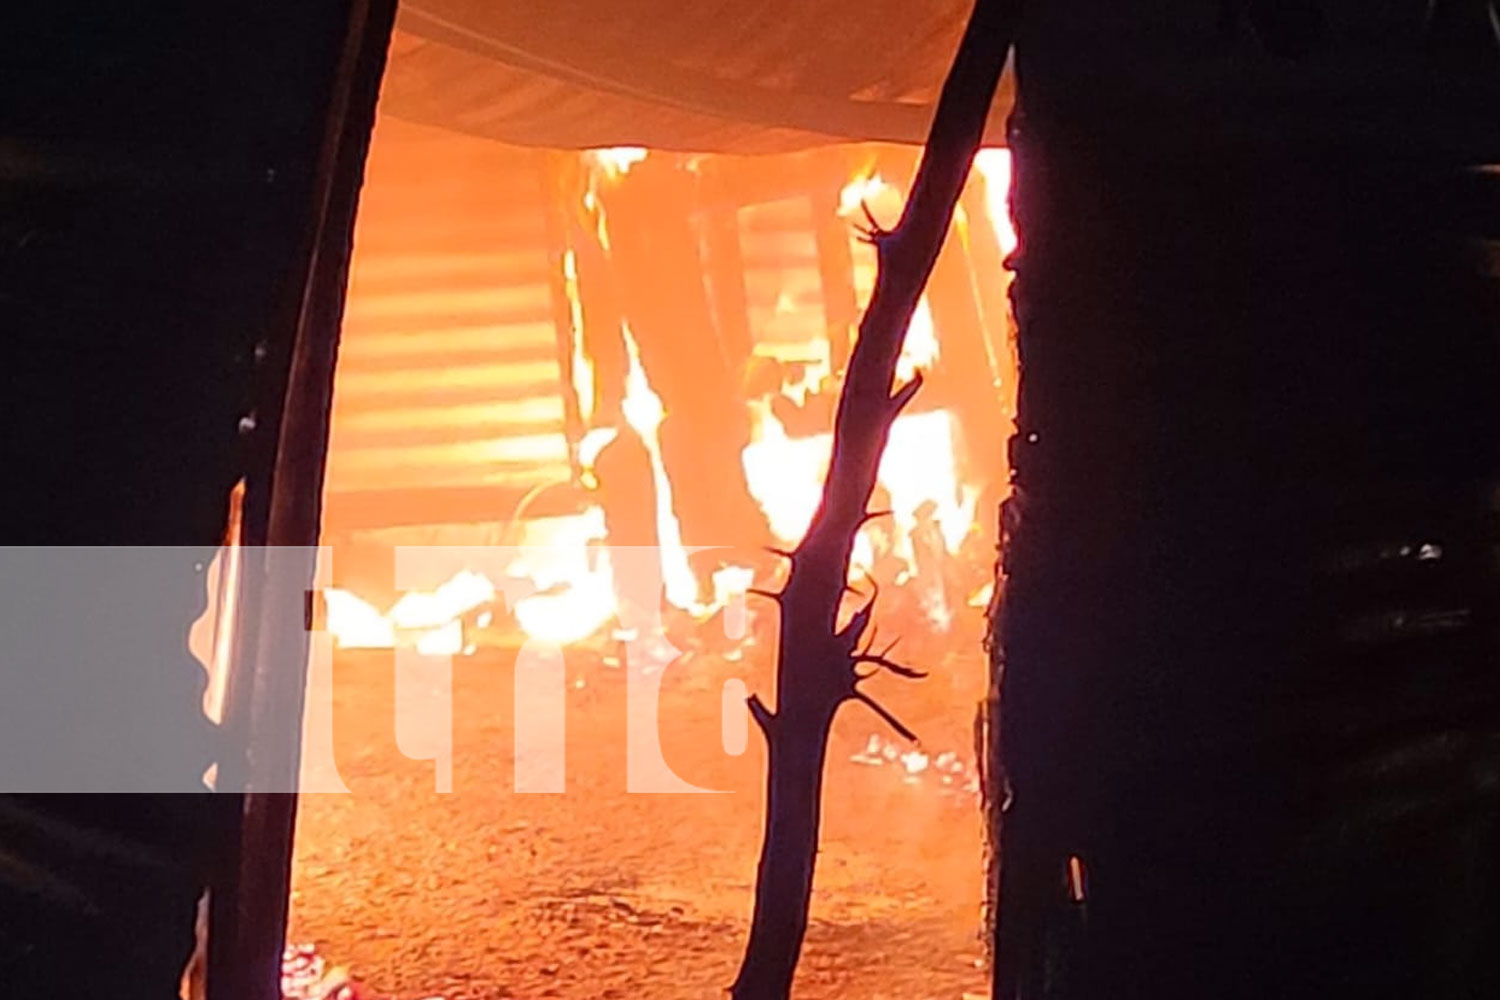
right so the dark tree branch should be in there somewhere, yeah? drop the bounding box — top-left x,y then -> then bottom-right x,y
747,694 -> 776,736
851,690 -> 921,744
855,200 -> 893,244
889,371 -> 925,415
730,1 -> 1017,996
853,653 -> 928,679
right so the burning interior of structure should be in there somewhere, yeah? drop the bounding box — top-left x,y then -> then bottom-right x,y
257,115 -> 1020,1000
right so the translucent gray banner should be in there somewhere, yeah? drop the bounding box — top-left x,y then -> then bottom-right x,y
0,545 -> 752,793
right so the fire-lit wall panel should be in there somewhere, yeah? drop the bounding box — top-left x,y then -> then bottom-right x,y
737,197 -> 825,363
325,117 -> 572,530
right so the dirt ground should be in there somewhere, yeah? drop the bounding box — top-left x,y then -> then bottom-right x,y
289,617 -> 992,1000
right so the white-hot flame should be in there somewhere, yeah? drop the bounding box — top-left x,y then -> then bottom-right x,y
387,570 -> 494,630
561,249 -> 596,424
322,589 -> 395,649
505,507 -> 615,645
621,324 -> 704,613
584,146 -> 647,180
972,148 -> 1017,255
741,406 -> 975,575
896,297 -> 939,383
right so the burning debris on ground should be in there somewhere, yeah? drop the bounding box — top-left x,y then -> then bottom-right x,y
848,735 -> 983,805
281,943 -> 356,1000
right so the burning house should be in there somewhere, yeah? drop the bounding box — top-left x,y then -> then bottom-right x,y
315,119 -> 1016,661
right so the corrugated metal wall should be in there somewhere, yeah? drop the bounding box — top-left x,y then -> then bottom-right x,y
324,116 -> 572,532
737,196 -> 824,363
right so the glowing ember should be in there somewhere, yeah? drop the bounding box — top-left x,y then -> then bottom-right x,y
281,942 -> 355,1000
850,735 -> 981,801
900,749 -> 931,775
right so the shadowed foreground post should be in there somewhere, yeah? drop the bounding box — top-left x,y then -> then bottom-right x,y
729,1 -> 1017,996
994,5 -> 1500,996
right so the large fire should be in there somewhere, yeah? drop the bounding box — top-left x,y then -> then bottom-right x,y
322,148 -> 1013,654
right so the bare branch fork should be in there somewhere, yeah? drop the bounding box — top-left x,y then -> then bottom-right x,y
730,2 -> 1017,997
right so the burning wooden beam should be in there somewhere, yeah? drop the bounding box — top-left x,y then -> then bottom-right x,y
729,0 -> 1017,996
